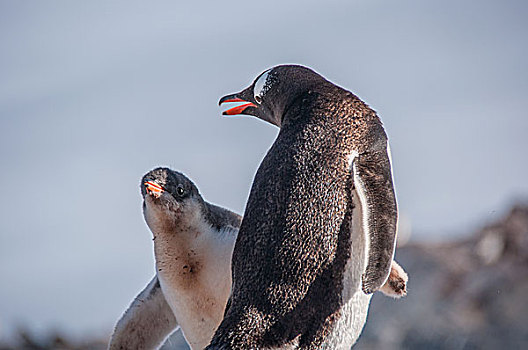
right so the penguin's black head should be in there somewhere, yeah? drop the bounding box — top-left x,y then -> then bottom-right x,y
219,65 -> 327,127
141,167 -> 201,205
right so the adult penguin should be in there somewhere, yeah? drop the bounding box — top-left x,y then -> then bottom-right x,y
208,65 -> 399,349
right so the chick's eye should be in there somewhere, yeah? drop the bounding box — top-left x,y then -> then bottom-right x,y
176,185 -> 185,197
254,95 -> 262,104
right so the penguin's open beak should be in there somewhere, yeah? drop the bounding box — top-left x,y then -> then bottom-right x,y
219,93 -> 257,116
145,181 -> 164,198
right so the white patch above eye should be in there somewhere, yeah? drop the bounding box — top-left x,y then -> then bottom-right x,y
253,69 -> 272,103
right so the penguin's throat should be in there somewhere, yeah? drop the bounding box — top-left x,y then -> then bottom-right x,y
145,198 -> 202,238
150,202 -> 212,279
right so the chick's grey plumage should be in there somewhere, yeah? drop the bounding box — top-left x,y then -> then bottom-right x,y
209,65 -> 398,349
109,167 -> 241,350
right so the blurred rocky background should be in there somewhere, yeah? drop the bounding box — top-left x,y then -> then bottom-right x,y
2,204 -> 526,350
356,204 -> 528,349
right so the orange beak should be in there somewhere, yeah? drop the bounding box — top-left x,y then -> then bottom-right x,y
219,95 -> 257,116
145,181 -> 163,197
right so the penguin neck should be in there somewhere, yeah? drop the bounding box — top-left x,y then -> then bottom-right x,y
280,89 -> 328,130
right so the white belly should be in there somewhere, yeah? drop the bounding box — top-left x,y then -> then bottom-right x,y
320,189 -> 372,349
158,274 -> 231,350
156,227 -> 236,350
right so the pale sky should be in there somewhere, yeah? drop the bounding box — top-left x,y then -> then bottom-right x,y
1,0 -> 527,340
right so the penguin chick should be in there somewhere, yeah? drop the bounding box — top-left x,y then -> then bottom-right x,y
209,65 -> 399,349
109,167 -> 241,350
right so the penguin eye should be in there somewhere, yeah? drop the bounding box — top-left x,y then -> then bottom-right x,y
176,185 -> 185,197
253,69 -> 271,104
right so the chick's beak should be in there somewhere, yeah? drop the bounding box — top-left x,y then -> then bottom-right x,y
144,181 -> 163,198
219,93 -> 257,116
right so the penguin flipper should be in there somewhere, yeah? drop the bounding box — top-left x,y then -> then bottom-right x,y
352,131 -> 398,294
109,275 -> 178,350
